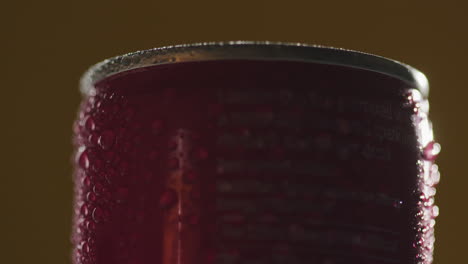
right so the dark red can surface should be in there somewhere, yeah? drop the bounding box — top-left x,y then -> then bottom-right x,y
73,43 -> 439,264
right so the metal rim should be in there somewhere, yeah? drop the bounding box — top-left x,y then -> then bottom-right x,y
80,41 -> 429,97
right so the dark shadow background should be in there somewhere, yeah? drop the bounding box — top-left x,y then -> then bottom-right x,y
2,1 -> 465,263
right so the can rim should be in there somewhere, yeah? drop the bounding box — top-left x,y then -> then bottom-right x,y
80,41 -> 429,97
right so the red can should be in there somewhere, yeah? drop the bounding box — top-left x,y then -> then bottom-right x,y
73,42 -> 439,264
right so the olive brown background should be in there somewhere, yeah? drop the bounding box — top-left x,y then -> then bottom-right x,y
2,0 -> 466,263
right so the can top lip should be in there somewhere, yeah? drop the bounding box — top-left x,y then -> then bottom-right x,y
80,41 -> 429,97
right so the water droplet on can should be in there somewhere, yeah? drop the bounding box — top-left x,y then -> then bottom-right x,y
430,164 -> 440,185
88,133 -> 99,146
93,182 -> 104,196
81,241 -> 90,254
432,206 -> 439,217
80,204 -> 90,216
82,176 -> 91,188
423,141 -> 441,161
84,219 -> 96,231
92,207 -> 108,223
98,130 -> 115,150
84,116 -> 96,131
73,121 -> 82,135
86,192 -> 96,203
408,89 -> 423,105
78,149 -> 90,169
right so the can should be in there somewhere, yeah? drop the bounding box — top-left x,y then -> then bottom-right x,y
73,42 -> 440,264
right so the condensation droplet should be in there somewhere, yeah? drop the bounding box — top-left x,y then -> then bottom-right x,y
93,182 -> 104,196
92,207 -> 109,223
425,197 -> 435,207
423,141 -> 441,161
81,241 -> 90,254
98,130 -> 115,150
424,186 -> 436,198
86,192 -> 96,203
159,189 -> 178,209
419,99 -> 430,113
88,133 -> 99,146
408,89 -> 423,105
73,120 -> 82,135
80,204 -> 90,216
85,219 -> 96,231
430,164 -> 440,185
82,176 -> 91,188
87,237 -> 96,250
84,116 -> 96,131
413,104 -> 421,116
432,206 -> 439,217
78,149 -> 90,169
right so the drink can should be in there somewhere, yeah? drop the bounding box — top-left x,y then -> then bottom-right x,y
73,42 -> 439,264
